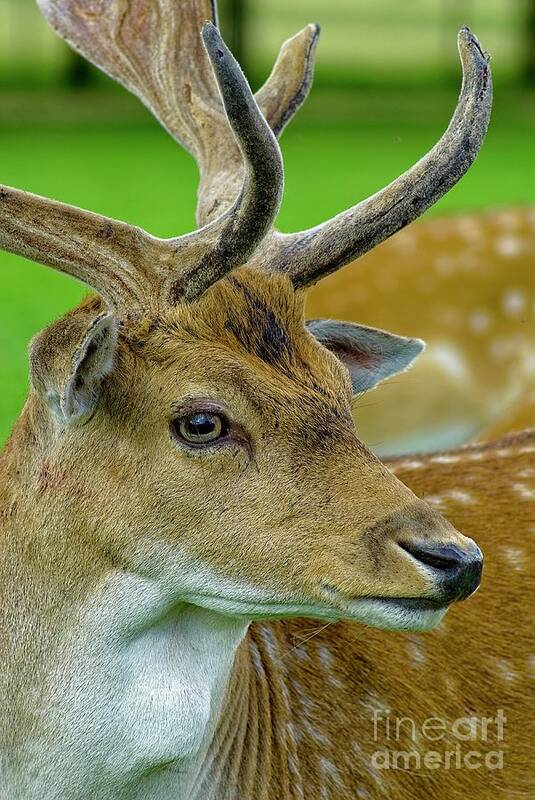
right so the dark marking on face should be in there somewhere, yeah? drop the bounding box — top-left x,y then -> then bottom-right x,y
297,403 -> 356,450
226,277 -> 295,367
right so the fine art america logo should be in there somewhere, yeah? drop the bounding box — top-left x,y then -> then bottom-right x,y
371,710 -> 506,772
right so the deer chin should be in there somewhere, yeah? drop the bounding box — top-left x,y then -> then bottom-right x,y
180,584 -> 448,632
339,596 -> 449,632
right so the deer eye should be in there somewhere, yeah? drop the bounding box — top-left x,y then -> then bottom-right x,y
172,412 -> 228,446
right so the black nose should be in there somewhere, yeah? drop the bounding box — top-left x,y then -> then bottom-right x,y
400,541 -> 483,602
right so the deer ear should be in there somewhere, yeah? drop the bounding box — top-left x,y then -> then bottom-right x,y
61,313 -> 118,422
307,319 -> 425,394
30,310 -> 118,425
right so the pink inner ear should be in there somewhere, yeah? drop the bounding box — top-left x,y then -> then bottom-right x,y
330,344 -> 380,371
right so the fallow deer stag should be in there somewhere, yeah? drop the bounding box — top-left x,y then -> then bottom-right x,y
0,1 -> 498,798
308,207 -> 535,454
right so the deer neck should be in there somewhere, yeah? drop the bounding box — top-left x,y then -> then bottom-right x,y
1,547 -> 250,799
0,441 -> 248,797
194,624 -> 301,800
0,421 -> 291,800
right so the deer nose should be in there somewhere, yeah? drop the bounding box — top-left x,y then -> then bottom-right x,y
399,541 -> 483,602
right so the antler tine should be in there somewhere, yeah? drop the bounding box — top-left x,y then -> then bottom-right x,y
165,22 -> 283,303
257,27 -> 492,287
256,23 -> 320,139
38,1 -> 318,229
195,21 -> 320,227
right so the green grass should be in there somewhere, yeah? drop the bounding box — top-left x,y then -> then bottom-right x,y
0,0 -> 527,86
0,85 -> 533,443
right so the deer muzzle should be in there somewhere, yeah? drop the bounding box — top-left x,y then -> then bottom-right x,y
398,539 -> 483,602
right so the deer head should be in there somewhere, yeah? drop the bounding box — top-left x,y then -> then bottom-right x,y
1,0 -> 492,633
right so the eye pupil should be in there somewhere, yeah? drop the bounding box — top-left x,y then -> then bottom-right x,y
174,411 -> 226,445
186,413 -> 216,437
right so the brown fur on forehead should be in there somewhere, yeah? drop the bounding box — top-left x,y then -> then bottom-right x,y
162,269 -> 306,358
147,268 -> 352,400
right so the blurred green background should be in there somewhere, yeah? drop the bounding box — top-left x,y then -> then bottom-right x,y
0,0 -> 533,443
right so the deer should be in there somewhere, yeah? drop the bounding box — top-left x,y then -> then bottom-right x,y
307,207 -> 535,455
0,1 -> 505,798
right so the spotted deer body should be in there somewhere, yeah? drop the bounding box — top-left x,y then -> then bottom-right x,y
307,207 -> 535,454
0,2 -> 519,799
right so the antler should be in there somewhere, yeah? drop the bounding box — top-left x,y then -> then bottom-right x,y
1,1 -> 316,313
252,27 -> 492,287
1,0 -> 492,313
37,0 -> 318,227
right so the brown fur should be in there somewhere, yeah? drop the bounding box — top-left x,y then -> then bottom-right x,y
2,269 -> 531,798
1,271 -> 482,794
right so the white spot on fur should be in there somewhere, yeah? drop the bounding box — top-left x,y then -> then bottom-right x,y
513,483 -> 535,500
249,640 -> 265,676
466,451 -> 485,462
258,625 -> 282,667
288,720 -> 303,746
360,692 -> 391,716
306,720 -> 332,748
449,490 -> 474,504
496,235 -> 522,257
389,459 -> 425,474
502,288 -> 527,317
425,494 -> 446,509
494,657 -> 518,683
294,646 -> 309,662
394,232 -> 416,251
430,454 -> 462,464
317,644 -> 335,670
426,343 -> 468,380
457,217 -> 483,240
424,488 -> 475,508
320,756 -> 344,788
317,643 -> 344,688
287,752 -> 304,799
501,547 -> 525,571
406,637 -> 426,667
469,310 -> 491,333
291,678 -> 332,748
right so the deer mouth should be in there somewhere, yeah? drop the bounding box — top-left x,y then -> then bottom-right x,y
375,597 -> 447,612
323,590 -> 449,632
